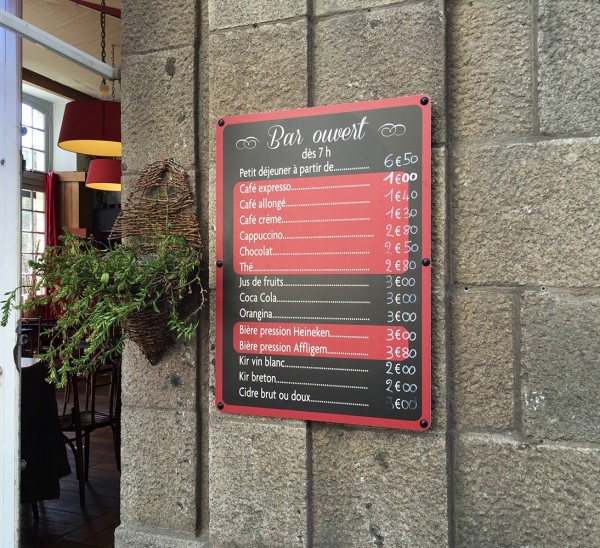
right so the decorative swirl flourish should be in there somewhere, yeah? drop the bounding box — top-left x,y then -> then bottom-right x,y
378,123 -> 407,138
236,136 -> 259,150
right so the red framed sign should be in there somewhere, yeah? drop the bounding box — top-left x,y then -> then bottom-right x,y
216,96 -> 431,430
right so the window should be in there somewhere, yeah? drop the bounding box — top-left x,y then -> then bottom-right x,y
21,100 -> 49,173
20,94 -> 51,301
21,186 -> 46,301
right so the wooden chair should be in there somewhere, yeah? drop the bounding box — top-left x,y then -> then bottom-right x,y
20,359 -> 71,520
58,360 -> 121,507
20,317 -> 41,357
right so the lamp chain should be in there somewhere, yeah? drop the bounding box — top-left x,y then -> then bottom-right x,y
100,0 -> 106,86
111,44 -> 115,102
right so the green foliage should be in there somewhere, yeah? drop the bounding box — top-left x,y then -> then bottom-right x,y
1,231 -> 204,387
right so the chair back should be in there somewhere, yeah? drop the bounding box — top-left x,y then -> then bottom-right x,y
58,359 -> 121,507
20,317 -> 42,357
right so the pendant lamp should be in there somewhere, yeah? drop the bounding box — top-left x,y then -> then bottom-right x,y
57,0 -> 121,157
86,158 -> 122,191
58,100 -> 121,157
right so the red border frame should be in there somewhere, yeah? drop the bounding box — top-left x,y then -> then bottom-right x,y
216,96 -> 431,430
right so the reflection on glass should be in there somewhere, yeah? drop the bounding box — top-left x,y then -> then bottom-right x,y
33,129 -> 45,150
33,212 -> 44,232
21,189 -> 32,210
33,191 -> 45,212
32,108 -> 45,130
22,149 -> 33,171
22,211 -> 32,232
33,233 -> 45,254
33,150 -> 46,172
22,233 -> 32,253
22,128 -> 32,148
21,254 -> 33,275
21,104 -> 32,126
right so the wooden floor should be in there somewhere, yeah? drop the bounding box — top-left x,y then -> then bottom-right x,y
20,386 -> 120,548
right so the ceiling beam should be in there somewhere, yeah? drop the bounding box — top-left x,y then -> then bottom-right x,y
22,68 -> 96,101
68,0 -> 121,19
0,9 -> 120,81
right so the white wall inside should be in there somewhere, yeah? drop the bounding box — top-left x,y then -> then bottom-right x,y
22,83 -> 77,172
51,99 -> 77,171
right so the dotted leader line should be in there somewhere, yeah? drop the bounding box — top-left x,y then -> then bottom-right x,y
328,335 -> 370,339
272,251 -> 369,256
285,201 -> 370,208
282,234 -> 374,240
272,315 -> 370,321
328,351 -> 369,357
331,166 -> 370,172
261,268 -> 370,273
280,364 -> 368,372
282,283 -> 370,288
282,218 -> 370,224
277,300 -> 371,304
291,183 -> 370,191
275,380 -> 367,390
312,400 -> 369,407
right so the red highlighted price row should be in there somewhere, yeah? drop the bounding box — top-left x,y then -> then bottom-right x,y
233,172 -> 410,275
234,322 -> 409,361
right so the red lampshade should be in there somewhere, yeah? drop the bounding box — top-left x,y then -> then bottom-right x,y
86,159 -> 122,191
58,100 -> 121,157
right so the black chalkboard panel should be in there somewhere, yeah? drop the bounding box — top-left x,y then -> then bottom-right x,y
216,96 -> 431,430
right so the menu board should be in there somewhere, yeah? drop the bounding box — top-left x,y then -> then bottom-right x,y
216,96 -> 431,430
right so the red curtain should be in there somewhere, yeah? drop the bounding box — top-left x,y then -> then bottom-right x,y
44,172 -> 59,319
45,172 -> 59,246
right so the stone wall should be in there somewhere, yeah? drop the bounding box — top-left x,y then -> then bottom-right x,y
116,0 -> 600,546
448,0 -> 600,545
115,0 -> 203,545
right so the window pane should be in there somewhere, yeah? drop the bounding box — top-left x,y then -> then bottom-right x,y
21,104 -> 32,126
33,191 -> 45,212
22,128 -> 32,148
21,189 -> 32,209
22,232 -> 32,253
32,129 -> 45,150
33,233 -> 45,254
32,108 -> 45,130
33,150 -> 46,172
22,149 -> 33,171
22,210 -> 32,231
33,212 -> 44,232
21,254 -> 33,275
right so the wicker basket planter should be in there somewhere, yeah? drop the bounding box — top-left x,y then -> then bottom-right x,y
126,295 -> 170,365
0,159 -> 204,386
110,158 -> 203,364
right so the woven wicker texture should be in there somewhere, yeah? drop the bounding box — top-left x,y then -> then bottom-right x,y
110,158 -> 200,252
110,159 -> 201,364
127,296 -> 171,365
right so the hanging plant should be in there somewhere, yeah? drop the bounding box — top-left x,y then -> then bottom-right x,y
1,230 -> 204,386
1,159 -> 204,386
20,244 -> 46,320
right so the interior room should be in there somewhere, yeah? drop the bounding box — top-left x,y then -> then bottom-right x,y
16,1 -> 122,546
4,1 -> 598,547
